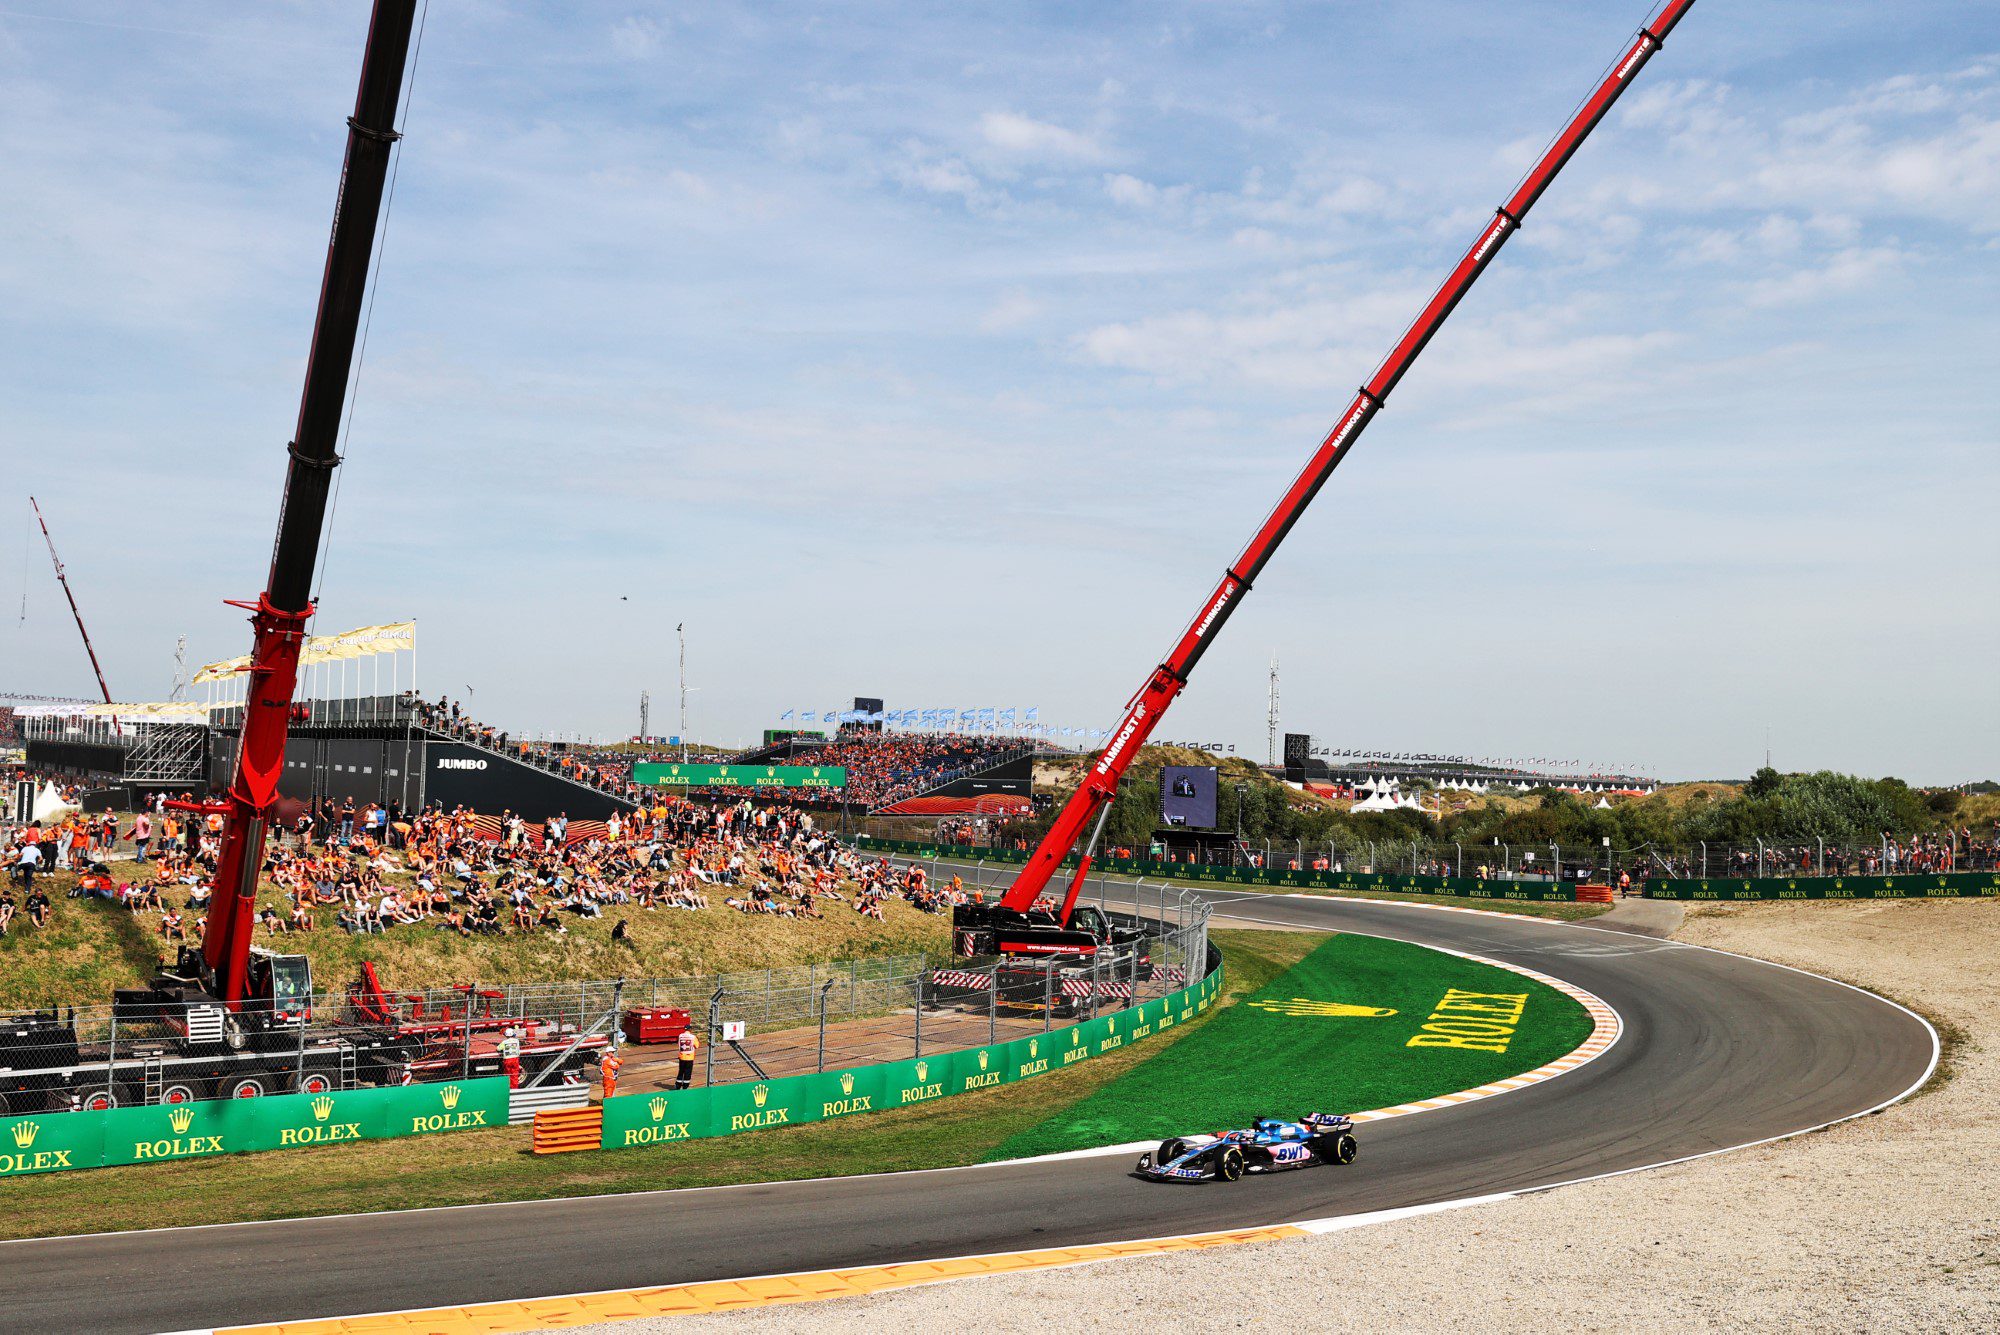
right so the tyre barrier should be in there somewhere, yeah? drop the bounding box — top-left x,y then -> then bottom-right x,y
508,1081 -> 592,1125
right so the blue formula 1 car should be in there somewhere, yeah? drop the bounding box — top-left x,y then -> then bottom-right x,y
1134,1113 -> 1358,1182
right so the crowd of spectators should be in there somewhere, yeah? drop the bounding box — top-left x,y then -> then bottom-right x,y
3,792 -> 974,944
404,696 -> 1025,811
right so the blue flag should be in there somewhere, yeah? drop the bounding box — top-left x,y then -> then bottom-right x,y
780,709 -> 793,721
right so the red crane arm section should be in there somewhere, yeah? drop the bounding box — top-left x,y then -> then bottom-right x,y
1001,0 -> 1699,917
199,0 -> 418,1005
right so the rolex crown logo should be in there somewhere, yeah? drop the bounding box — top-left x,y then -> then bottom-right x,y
10,1121 -> 37,1149
1108,1015 -> 1116,1033
649,1095 -> 668,1122
1029,1038 -> 1039,1058
752,1083 -> 769,1108
441,1085 -> 462,1110
915,1060 -> 929,1081
839,1072 -> 855,1095
168,1107 -> 195,1134
1070,1028 -> 1081,1047
311,1095 -> 335,1121
977,1050 -> 989,1071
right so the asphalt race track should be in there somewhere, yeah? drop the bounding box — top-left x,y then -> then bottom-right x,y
0,889 -> 1935,1334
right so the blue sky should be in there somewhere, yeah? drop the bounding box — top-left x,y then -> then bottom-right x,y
2,2 -> 1994,781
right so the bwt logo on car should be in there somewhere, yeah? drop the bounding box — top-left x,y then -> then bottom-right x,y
437,757 -> 487,771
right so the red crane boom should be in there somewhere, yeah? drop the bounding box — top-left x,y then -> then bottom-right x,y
1000,0 -> 1700,919
28,496 -> 115,707
183,0 -> 419,1009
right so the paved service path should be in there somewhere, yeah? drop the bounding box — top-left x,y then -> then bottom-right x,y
0,882 -> 1933,1334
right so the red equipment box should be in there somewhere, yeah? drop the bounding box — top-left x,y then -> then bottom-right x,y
621,1007 -> 692,1044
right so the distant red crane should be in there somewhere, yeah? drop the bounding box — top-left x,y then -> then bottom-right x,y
29,495 -> 115,707
993,0 -> 1702,925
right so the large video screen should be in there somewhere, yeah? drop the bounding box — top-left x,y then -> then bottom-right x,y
1160,765 -> 1219,829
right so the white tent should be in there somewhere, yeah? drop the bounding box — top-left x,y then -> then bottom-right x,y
31,781 -> 78,823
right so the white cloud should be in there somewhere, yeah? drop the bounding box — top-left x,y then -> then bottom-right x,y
610,16 -> 666,60
1741,244 -> 1908,307
1104,172 -> 1158,206
978,111 -> 1103,162
979,288 -> 1043,332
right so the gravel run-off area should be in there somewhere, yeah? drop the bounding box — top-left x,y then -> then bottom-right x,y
655,899 -> 1998,1333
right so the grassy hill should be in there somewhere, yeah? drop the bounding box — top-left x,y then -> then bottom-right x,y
0,861 -> 950,1011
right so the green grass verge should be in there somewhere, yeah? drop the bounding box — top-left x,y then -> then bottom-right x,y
991,931 -> 1594,1159
0,931 -> 1312,1241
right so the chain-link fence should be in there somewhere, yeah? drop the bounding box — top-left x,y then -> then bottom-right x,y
0,876 -> 1214,1117
877,833 -> 2000,888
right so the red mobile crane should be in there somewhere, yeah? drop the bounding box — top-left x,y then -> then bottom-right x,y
959,0 -> 1701,955
134,0 -> 418,1027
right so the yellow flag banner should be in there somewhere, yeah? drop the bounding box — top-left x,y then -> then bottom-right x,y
192,621 -> 416,683
80,702 -> 211,722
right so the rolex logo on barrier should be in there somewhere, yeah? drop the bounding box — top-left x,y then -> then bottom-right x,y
840,1072 -> 855,1095
1029,1038 -> 1039,1059
441,1085 -> 463,1110
649,1096 -> 669,1122
11,1122 -> 37,1149
977,1050 -> 989,1072
168,1107 -> 195,1135
915,1061 -> 929,1081
730,1083 -> 788,1131
312,1096 -> 335,1122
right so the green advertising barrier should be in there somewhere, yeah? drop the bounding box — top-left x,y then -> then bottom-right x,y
852,836 -> 1578,902
636,762 -> 846,790
0,1106 -> 106,1180
0,1078 -> 510,1179
1649,872 -> 2000,901
599,964 -> 1226,1151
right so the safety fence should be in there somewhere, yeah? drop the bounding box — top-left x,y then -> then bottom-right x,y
0,1077 -> 508,1180
600,961 -> 1224,1151
1649,872 -> 2000,900
854,836 -> 1582,902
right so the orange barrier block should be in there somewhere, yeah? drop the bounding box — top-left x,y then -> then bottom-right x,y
532,1106 -> 603,1155
1576,884 -> 1615,903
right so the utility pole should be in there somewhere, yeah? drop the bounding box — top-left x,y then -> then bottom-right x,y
639,690 -> 650,743
1266,653 -> 1280,766
677,623 -> 688,761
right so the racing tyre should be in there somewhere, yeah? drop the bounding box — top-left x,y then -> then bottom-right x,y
1216,1145 -> 1245,1182
1324,1132 -> 1358,1165
1156,1138 -> 1188,1166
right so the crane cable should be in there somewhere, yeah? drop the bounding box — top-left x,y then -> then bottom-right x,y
310,0 -> 431,634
